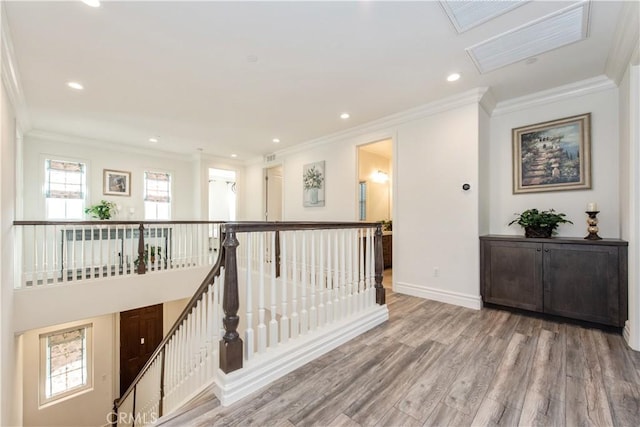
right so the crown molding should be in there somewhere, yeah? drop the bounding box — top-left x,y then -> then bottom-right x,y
492,75 -> 616,116
605,0 -> 640,84
1,4 -> 31,133
26,129 -> 198,162
271,87 -> 489,159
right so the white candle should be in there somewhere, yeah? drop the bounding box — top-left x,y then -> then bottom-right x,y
587,202 -> 598,212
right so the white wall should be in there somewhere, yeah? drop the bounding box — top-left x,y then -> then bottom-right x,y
244,91 -> 486,309
163,297 -> 189,335
0,78 -> 17,425
23,314 -> 115,427
14,266 -> 208,333
620,62 -> 640,350
394,103 -> 481,308
22,134 -> 197,220
489,86 -> 620,238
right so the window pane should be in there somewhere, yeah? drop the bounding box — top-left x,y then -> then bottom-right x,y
43,326 -> 89,400
45,159 -> 86,218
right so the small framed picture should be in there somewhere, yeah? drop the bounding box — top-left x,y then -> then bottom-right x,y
512,113 -> 591,194
103,169 -> 131,196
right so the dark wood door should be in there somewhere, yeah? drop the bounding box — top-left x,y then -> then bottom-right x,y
120,304 -> 163,396
543,243 -> 620,325
481,240 -> 543,311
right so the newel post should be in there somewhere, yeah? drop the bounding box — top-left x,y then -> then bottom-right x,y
374,223 -> 386,305
137,223 -> 146,274
219,226 -> 243,373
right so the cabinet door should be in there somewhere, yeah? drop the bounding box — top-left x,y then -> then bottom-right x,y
482,240 -> 543,311
543,243 -> 620,325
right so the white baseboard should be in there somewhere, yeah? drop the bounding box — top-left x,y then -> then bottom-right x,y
214,305 -> 389,406
394,281 -> 481,310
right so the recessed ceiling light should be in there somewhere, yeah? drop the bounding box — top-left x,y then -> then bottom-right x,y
231,154 -> 238,158
272,138 -> 280,143
82,0 -> 101,8
340,113 -> 350,119
148,137 -> 158,143
447,73 -> 461,82
67,81 -> 84,90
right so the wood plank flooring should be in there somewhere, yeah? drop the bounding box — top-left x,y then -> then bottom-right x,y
158,287 -> 640,426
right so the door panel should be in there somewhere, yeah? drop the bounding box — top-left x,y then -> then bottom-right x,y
120,304 -> 163,396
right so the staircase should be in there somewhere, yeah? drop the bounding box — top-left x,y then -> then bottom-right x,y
110,222 -> 389,426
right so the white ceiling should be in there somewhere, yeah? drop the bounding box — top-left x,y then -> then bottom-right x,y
3,1 -> 627,160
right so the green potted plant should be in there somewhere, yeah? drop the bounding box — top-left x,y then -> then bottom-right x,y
508,208 -> 572,238
84,200 -> 117,220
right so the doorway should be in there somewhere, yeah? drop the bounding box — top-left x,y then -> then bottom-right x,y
357,139 -> 392,223
357,139 -> 393,280
265,165 -> 283,221
119,304 -> 163,396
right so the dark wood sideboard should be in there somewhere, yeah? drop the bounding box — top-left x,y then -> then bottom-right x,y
480,235 -> 628,327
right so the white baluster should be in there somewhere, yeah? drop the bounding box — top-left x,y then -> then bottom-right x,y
309,231 -> 317,331
333,230 -> 340,320
280,231 -> 289,344
325,230 -> 333,323
257,233 -> 267,353
269,231 -> 278,347
346,229 -> 353,316
300,231 -> 308,334
290,231 -> 299,339
340,229 -> 347,317
318,230 -> 329,327
245,236 -> 254,361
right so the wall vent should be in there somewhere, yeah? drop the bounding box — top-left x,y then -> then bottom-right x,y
264,153 -> 276,163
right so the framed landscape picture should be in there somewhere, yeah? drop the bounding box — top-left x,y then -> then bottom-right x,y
103,169 -> 131,196
512,113 -> 591,194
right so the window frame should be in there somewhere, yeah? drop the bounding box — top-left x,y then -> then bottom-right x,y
39,323 -> 93,407
144,170 -> 172,220
44,158 -> 87,220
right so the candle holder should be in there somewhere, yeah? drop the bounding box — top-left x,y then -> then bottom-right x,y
584,211 -> 602,240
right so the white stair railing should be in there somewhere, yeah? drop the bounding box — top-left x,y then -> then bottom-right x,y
111,221 -> 386,425
12,221 -> 223,289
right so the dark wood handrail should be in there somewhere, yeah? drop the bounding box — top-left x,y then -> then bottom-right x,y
14,220 -> 227,226
115,235 -> 227,410
222,221 -> 379,233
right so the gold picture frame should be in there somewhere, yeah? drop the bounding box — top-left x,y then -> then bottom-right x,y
103,169 -> 131,196
513,113 -> 591,194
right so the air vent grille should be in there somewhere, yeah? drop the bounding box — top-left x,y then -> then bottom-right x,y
466,2 -> 590,74
440,0 -> 528,33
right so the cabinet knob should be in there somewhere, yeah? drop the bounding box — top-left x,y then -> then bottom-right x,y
545,249 -> 549,252
536,248 -> 541,252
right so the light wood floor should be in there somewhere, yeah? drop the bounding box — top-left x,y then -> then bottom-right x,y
159,287 -> 640,426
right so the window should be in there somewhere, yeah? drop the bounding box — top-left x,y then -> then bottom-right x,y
40,324 -> 92,405
359,181 -> 367,221
44,159 -> 86,219
144,171 -> 171,220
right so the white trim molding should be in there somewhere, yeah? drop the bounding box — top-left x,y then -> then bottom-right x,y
605,0 -> 640,84
272,87 -> 490,159
394,281 -> 482,310
492,75 -> 616,116
1,4 -> 30,133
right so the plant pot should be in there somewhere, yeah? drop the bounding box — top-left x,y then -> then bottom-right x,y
525,227 -> 553,238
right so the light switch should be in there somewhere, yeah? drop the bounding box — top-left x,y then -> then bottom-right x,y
140,337 -> 145,345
